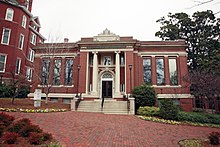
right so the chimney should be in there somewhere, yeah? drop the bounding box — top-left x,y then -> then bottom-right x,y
64,38 -> 69,43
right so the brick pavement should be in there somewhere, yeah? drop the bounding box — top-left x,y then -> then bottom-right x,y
9,112 -> 219,147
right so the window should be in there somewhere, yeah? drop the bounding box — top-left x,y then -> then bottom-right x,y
42,59 -> 50,85
26,67 -> 32,81
65,59 -> 73,85
18,34 -> 24,49
15,58 -> 21,74
103,56 -> 111,65
143,58 -> 152,84
28,49 -> 34,62
1,28 -> 11,45
120,56 -> 125,65
169,58 -> 178,85
25,0 -> 29,9
156,58 -> 165,85
53,59 -> 61,85
22,15 -> 27,28
0,54 -> 7,72
5,8 -> 14,21
30,33 -> 36,45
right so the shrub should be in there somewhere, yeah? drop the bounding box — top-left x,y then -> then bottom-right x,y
2,132 -> 19,144
208,132 -> 220,145
137,106 -> 159,116
16,85 -> 30,98
0,112 -> 15,127
8,118 -> 31,133
178,111 -> 220,125
159,99 -> 179,120
42,132 -> 53,141
29,132 -> 43,145
132,84 -> 156,111
19,124 -> 42,137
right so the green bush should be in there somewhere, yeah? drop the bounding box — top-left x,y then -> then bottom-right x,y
19,124 -> 42,137
132,84 -> 156,111
8,118 -> 31,133
137,106 -> 159,116
159,99 -> 179,120
16,85 -> 30,98
0,84 -> 14,98
42,142 -> 63,147
178,111 -> 220,125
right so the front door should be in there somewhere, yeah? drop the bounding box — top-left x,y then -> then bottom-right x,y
102,81 -> 112,98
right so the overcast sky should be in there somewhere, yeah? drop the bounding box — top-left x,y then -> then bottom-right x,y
31,0 -> 220,42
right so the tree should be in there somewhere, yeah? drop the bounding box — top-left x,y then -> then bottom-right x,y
155,10 -> 220,71
33,38 -> 71,104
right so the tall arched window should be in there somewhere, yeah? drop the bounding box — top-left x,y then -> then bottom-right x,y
5,8 -> 14,21
22,15 -> 27,28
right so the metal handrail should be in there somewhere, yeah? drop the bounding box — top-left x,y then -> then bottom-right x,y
101,96 -> 104,111
75,93 -> 82,111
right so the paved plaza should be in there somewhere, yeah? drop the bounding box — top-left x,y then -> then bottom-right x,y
10,112 -> 219,147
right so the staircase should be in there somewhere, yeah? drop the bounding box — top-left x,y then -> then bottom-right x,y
76,99 -> 128,114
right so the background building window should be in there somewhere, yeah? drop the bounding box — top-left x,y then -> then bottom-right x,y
28,49 -> 34,62
143,58 -> 152,84
18,34 -> 24,49
5,8 -> 14,21
0,54 -> 7,72
42,59 -> 50,85
22,15 -> 27,28
169,58 -> 178,85
26,67 -> 32,81
1,28 -> 11,45
65,59 -> 73,85
15,58 -> 21,74
30,33 -> 36,45
156,58 -> 165,85
53,59 -> 61,85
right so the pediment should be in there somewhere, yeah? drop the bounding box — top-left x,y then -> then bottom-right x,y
93,29 -> 120,42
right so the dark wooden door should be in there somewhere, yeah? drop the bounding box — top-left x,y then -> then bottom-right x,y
102,81 -> 112,98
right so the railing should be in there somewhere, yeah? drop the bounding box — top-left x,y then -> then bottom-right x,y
101,96 -> 104,111
75,93 -> 82,111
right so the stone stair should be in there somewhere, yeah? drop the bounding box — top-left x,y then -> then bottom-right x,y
77,99 -> 129,114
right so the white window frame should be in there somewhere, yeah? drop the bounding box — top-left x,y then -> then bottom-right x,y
30,33 -> 36,45
5,8 -> 14,21
26,67 -> 33,81
15,58 -> 21,75
18,34 -> 24,49
1,28 -> 11,45
22,15 -> 27,28
0,54 -> 7,73
28,48 -> 35,62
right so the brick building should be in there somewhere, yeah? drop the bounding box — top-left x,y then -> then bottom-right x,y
0,0 -> 45,83
30,29 -> 193,113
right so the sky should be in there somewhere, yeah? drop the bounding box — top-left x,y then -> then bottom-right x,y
31,0 -> 220,42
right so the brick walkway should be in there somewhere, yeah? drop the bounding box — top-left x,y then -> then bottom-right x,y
10,112 -> 219,147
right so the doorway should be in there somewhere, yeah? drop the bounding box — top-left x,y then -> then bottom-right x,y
102,81 -> 112,98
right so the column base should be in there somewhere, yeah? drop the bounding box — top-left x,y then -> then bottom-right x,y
90,91 -> 98,96
114,92 -> 122,98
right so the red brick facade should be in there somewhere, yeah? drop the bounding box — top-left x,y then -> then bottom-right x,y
0,0 -> 45,83
31,29 -> 193,111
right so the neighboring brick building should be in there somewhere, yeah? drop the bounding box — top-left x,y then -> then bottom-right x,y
0,0 -> 45,83
30,29 -> 193,112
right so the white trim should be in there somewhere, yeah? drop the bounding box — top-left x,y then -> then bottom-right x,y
138,52 -> 186,57
152,85 -> 182,88
30,32 -> 36,45
85,52 -> 89,94
28,93 -> 75,98
36,53 -> 77,58
157,94 -> 193,99
1,28 -> 11,45
5,8 -> 14,21
22,15 -> 27,28
18,34 -> 24,49
15,58 -> 21,75
0,54 -> 7,72
80,48 -> 133,52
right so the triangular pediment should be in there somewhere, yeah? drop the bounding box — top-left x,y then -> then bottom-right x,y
93,29 -> 120,42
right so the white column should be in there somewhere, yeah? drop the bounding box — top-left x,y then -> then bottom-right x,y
91,52 -> 98,95
115,51 -> 121,97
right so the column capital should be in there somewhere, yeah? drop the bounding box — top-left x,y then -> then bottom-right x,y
115,51 -> 121,54
92,51 -> 98,54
